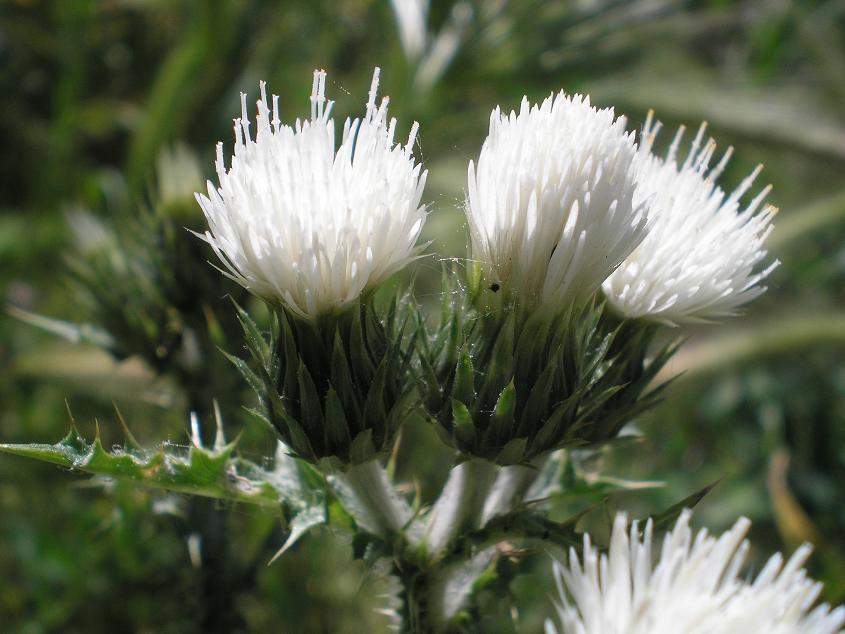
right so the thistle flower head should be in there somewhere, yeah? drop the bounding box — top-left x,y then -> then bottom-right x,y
547,510 -> 845,634
466,92 -> 647,309
196,69 -> 428,319
602,114 -> 778,324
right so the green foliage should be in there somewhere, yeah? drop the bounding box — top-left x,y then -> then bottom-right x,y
65,206 -> 248,399
1,427 -> 272,504
0,421 -> 329,554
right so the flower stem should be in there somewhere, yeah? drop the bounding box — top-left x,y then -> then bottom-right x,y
333,459 -> 412,536
480,462 -> 540,525
394,563 -> 437,634
423,458 -> 497,557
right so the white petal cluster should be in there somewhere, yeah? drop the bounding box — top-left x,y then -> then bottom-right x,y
466,92 -> 647,308
603,114 -> 778,324
546,510 -> 845,634
196,69 -> 427,319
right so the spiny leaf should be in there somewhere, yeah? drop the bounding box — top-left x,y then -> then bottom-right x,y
418,350 -> 444,413
516,360 -> 558,437
495,437 -> 526,465
0,427 -> 88,468
331,330 -> 362,432
475,313 -> 515,411
0,429 -> 279,507
350,303 -> 376,383
324,387 -> 352,457
1,423 -> 333,566
297,361 -> 324,437
452,348 -> 476,408
233,299 -> 271,366
652,481 -> 719,532
451,399 -> 477,450
528,400 -> 570,455
349,430 -> 376,465
268,504 -> 327,564
484,382 -> 516,449
278,309 -> 300,398
456,508 -> 586,554
221,349 -> 265,396
363,359 -> 389,444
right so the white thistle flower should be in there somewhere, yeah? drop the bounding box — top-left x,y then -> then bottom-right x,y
546,510 -> 845,634
196,69 -> 427,319
466,92 -> 647,309
602,114 -> 778,324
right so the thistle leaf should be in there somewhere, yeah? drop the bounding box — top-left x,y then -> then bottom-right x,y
269,503 -> 327,564
1,426 -> 331,563
0,428 -> 279,507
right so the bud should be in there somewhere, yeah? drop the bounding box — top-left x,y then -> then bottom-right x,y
200,69 -> 428,465
429,92 -> 658,464
420,267 -> 669,465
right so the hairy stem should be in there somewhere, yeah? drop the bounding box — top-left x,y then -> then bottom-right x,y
333,459 -> 413,536
480,462 -> 540,525
394,563 -> 437,634
423,458 -> 497,557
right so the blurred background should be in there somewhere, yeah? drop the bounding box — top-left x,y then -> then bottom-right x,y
2,0 -> 845,632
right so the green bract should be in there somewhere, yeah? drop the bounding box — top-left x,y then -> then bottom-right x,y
231,293 -> 420,466
420,270 -> 676,464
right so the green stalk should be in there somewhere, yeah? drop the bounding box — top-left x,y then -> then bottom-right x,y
480,460 -> 542,525
394,562 -> 438,634
422,458 -> 497,557
333,459 -> 413,536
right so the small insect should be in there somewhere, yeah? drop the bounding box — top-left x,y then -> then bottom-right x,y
489,283 -> 500,292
